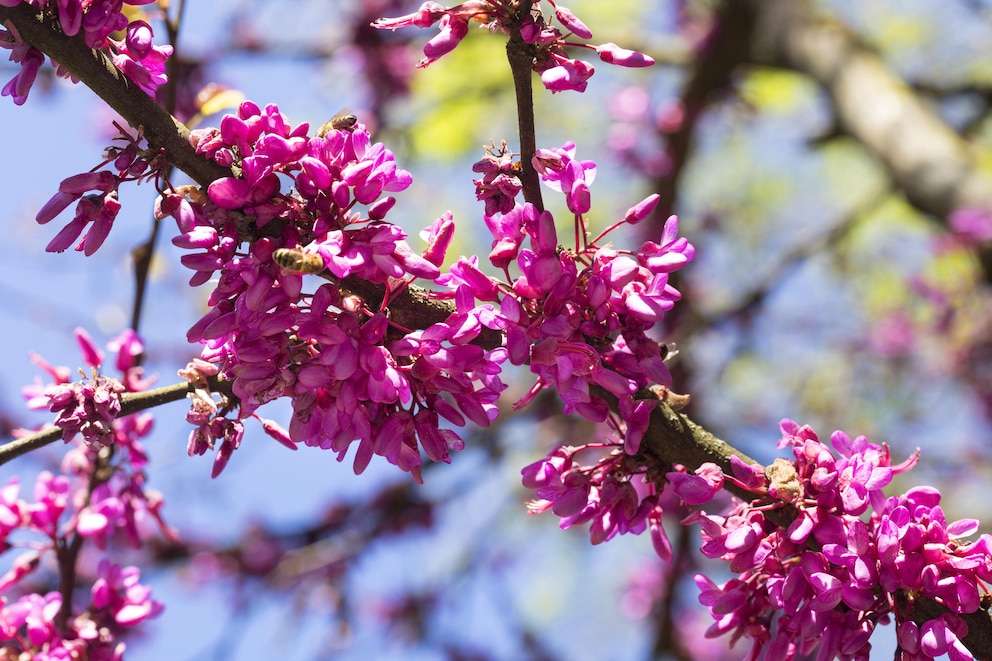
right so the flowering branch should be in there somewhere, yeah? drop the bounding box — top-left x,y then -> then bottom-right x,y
0,377 -> 230,467
6,1 -> 992,658
0,3 -> 231,189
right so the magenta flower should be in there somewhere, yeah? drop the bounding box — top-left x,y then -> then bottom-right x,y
597,42 -> 655,67
523,442 -> 682,555
0,592 -> 62,649
637,215 -> 696,273
110,31 -> 173,98
372,1 -> 493,68
532,142 -> 596,213
420,211 -> 456,267
45,374 -> 125,447
370,1 -> 449,30
2,3 -> 173,105
540,58 -> 595,93
666,463 -> 723,505
552,4 -> 592,39
421,13 -> 470,66
692,420 -> 992,661
0,22 -> 44,106
91,560 -> 163,627
76,484 -> 125,547
373,2 -> 653,94
473,142 -> 524,216
45,191 -> 122,254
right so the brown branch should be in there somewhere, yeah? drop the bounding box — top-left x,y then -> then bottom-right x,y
57,443 -> 112,628
131,0 -> 187,338
0,3 -> 231,189
505,21 -> 543,211
0,378 -> 230,467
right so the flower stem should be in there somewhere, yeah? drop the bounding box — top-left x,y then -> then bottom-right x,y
505,21 -> 543,211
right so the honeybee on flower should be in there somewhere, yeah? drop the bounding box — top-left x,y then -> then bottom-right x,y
317,109 -> 358,137
272,248 -> 325,274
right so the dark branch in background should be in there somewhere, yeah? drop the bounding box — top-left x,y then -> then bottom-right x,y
57,445 -> 111,627
651,524 -> 695,660
747,0 -> 992,277
0,3 -> 230,189
130,0 -> 187,337
697,183 -> 893,328
652,0 -> 992,265
650,0 -> 756,227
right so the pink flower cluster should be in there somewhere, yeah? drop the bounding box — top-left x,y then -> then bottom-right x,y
166,100 -> 690,488
24,329 -> 170,536
37,125 -> 166,255
26,328 -> 153,447
164,101 -> 507,482
372,0 -> 654,93
0,0 -> 170,104
690,420 -> 990,661
44,371 -> 124,447
473,140 -> 523,216
522,443 -> 723,558
0,560 -> 162,658
468,140 -> 694,424
1,329 -> 171,657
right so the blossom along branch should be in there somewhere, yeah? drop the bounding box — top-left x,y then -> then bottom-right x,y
0,2 -> 231,189
5,0 -> 992,659
0,376 -> 232,468
0,328 -> 177,657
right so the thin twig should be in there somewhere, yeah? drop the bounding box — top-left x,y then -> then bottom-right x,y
130,0 -> 186,337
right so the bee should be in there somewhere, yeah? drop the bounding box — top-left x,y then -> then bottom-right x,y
317,109 -> 358,137
272,247 -> 325,274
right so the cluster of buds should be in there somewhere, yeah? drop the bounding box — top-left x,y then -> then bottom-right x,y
36,124 -> 167,255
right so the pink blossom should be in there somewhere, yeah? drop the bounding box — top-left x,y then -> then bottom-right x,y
0,22 -> 44,105
91,561 -> 163,627
540,59 -> 594,93
553,4 -> 592,39
597,42 -> 655,67
74,327 -> 104,369
693,420 -> 992,660
666,463 -> 724,505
